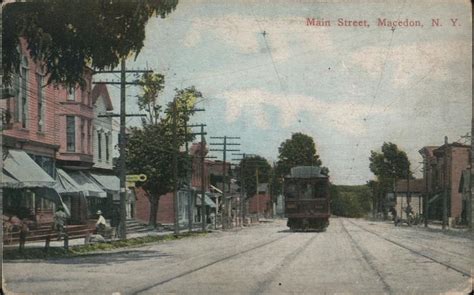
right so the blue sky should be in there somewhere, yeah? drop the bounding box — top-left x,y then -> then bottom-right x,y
99,0 -> 471,185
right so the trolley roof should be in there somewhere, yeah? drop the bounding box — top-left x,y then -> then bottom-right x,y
286,166 -> 327,179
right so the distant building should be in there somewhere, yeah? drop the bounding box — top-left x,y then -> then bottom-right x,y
394,179 -> 425,219
248,183 -> 272,217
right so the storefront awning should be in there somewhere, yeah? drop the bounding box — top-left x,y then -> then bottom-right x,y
89,172 -> 119,193
55,168 -> 81,194
62,170 -> 107,198
1,171 -> 21,188
196,193 -> 217,208
2,150 -> 55,188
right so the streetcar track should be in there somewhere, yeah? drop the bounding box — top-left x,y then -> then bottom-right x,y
340,219 -> 393,295
346,219 -> 471,278
382,230 -> 468,259
132,233 -> 292,294
252,234 -> 319,295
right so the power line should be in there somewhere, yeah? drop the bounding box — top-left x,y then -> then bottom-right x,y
209,136 -> 240,229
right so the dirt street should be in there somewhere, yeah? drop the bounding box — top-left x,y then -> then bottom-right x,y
3,218 -> 472,294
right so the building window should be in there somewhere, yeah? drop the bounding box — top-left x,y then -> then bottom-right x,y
36,73 -> 45,131
83,79 -> 89,105
88,122 -> 92,154
81,118 -> 85,153
98,132 -> 102,160
67,87 -> 76,101
66,116 -> 75,152
105,133 -> 110,162
29,154 -> 55,178
19,56 -> 29,128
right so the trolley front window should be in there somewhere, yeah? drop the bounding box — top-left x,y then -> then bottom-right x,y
284,179 -> 298,199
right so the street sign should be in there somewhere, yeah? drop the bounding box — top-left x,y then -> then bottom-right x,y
126,174 -> 147,182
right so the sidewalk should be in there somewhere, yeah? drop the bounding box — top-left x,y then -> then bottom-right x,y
4,227 -> 208,249
366,217 -> 473,238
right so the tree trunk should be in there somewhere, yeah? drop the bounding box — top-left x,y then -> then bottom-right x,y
148,195 -> 160,228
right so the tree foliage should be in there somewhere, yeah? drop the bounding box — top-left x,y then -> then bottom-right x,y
237,155 -> 272,198
126,84 -> 201,226
137,72 -> 165,125
368,142 -> 411,215
330,185 -> 372,218
275,133 -> 326,177
369,142 -> 411,181
3,0 -> 178,88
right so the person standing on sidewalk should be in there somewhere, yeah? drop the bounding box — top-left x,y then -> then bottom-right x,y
53,207 -> 67,240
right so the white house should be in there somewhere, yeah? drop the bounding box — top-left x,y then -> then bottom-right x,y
91,84 -> 115,171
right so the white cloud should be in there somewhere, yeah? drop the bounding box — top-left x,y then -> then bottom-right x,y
350,40 -> 470,87
223,88 -> 385,135
183,29 -> 201,47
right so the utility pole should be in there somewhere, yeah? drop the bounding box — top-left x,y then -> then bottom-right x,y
186,124 -> 215,232
95,60 -> 150,240
442,136 -> 448,230
200,125 -> 207,232
407,165 -> 411,208
166,104 -> 205,235
471,115 -> 474,231
256,167 -> 260,222
461,132 -> 474,231
232,153 -> 248,227
119,59 -> 127,239
424,158 -> 429,227
210,136 -> 240,229
171,99 -> 179,235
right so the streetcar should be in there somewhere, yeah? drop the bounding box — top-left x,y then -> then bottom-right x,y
284,166 -> 330,231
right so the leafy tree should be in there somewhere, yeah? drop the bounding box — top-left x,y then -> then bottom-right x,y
369,142 -> 411,216
137,72 -> 165,125
236,155 -> 272,199
330,185 -> 372,218
275,132 -> 326,177
126,82 -> 200,227
369,142 -> 411,181
274,133 -> 328,197
3,0 -> 178,88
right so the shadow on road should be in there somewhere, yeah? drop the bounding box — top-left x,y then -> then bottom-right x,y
6,249 -> 172,266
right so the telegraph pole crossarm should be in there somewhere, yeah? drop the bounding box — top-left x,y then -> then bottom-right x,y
93,60 -> 156,240
209,136 -> 241,230
98,113 -> 146,118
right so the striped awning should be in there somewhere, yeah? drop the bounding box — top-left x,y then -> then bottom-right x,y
2,150 -> 55,188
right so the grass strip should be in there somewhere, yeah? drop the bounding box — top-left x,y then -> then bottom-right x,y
3,231 -> 207,260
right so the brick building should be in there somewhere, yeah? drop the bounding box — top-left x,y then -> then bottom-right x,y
420,142 -> 471,223
248,183 -> 272,217
1,39 -> 105,225
1,39 -> 64,223
134,142 -> 217,227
